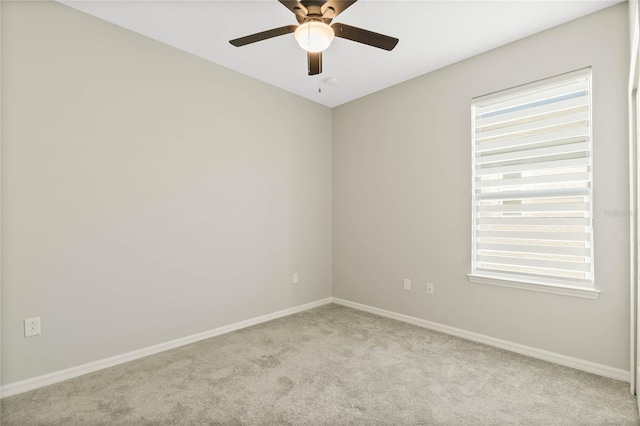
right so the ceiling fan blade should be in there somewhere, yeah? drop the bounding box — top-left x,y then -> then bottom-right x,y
307,51 -> 322,76
229,25 -> 298,47
331,23 -> 398,51
277,0 -> 308,19
322,1 -> 357,19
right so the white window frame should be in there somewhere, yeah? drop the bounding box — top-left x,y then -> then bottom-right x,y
468,68 -> 600,299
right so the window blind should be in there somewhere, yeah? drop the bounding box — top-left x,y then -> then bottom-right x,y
471,68 -> 593,287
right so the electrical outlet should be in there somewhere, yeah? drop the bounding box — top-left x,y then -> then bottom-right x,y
293,273 -> 299,284
24,317 -> 41,337
427,283 -> 435,295
403,279 -> 411,291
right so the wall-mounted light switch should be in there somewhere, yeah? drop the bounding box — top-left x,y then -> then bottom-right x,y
403,279 -> 411,291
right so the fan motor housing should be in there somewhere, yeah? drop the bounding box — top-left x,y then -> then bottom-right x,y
297,1 -> 335,24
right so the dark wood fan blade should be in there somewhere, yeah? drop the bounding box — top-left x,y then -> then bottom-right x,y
322,1 -> 357,19
331,23 -> 398,51
278,0 -> 308,19
307,51 -> 322,75
229,25 -> 298,47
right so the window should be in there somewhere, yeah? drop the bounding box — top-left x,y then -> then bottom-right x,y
469,68 -> 598,298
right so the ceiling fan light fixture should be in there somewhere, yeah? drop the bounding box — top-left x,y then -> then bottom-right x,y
295,21 -> 335,53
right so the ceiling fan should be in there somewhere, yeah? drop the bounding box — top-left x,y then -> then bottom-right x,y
229,0 -> 399,76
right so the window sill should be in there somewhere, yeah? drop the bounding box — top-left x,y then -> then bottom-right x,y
467,274 -> 600,300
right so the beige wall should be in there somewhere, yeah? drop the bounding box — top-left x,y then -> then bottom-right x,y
0,1 -> 632,387
1,1 -> 332,384
333,4 -> 630,370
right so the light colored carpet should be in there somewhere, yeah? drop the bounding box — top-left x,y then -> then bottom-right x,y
1,303 -> 638,425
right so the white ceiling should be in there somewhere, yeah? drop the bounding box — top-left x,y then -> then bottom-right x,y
59,0 -> 621,108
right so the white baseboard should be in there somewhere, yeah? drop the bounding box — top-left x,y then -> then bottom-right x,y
2,296 -> 629,398
0,297 -> 333,399
332,297 -> 630,383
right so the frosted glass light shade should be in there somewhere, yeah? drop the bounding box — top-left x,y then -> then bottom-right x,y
294,22 -> 335,53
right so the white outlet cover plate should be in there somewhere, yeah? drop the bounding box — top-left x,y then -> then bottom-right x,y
25,317 -> 42,337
